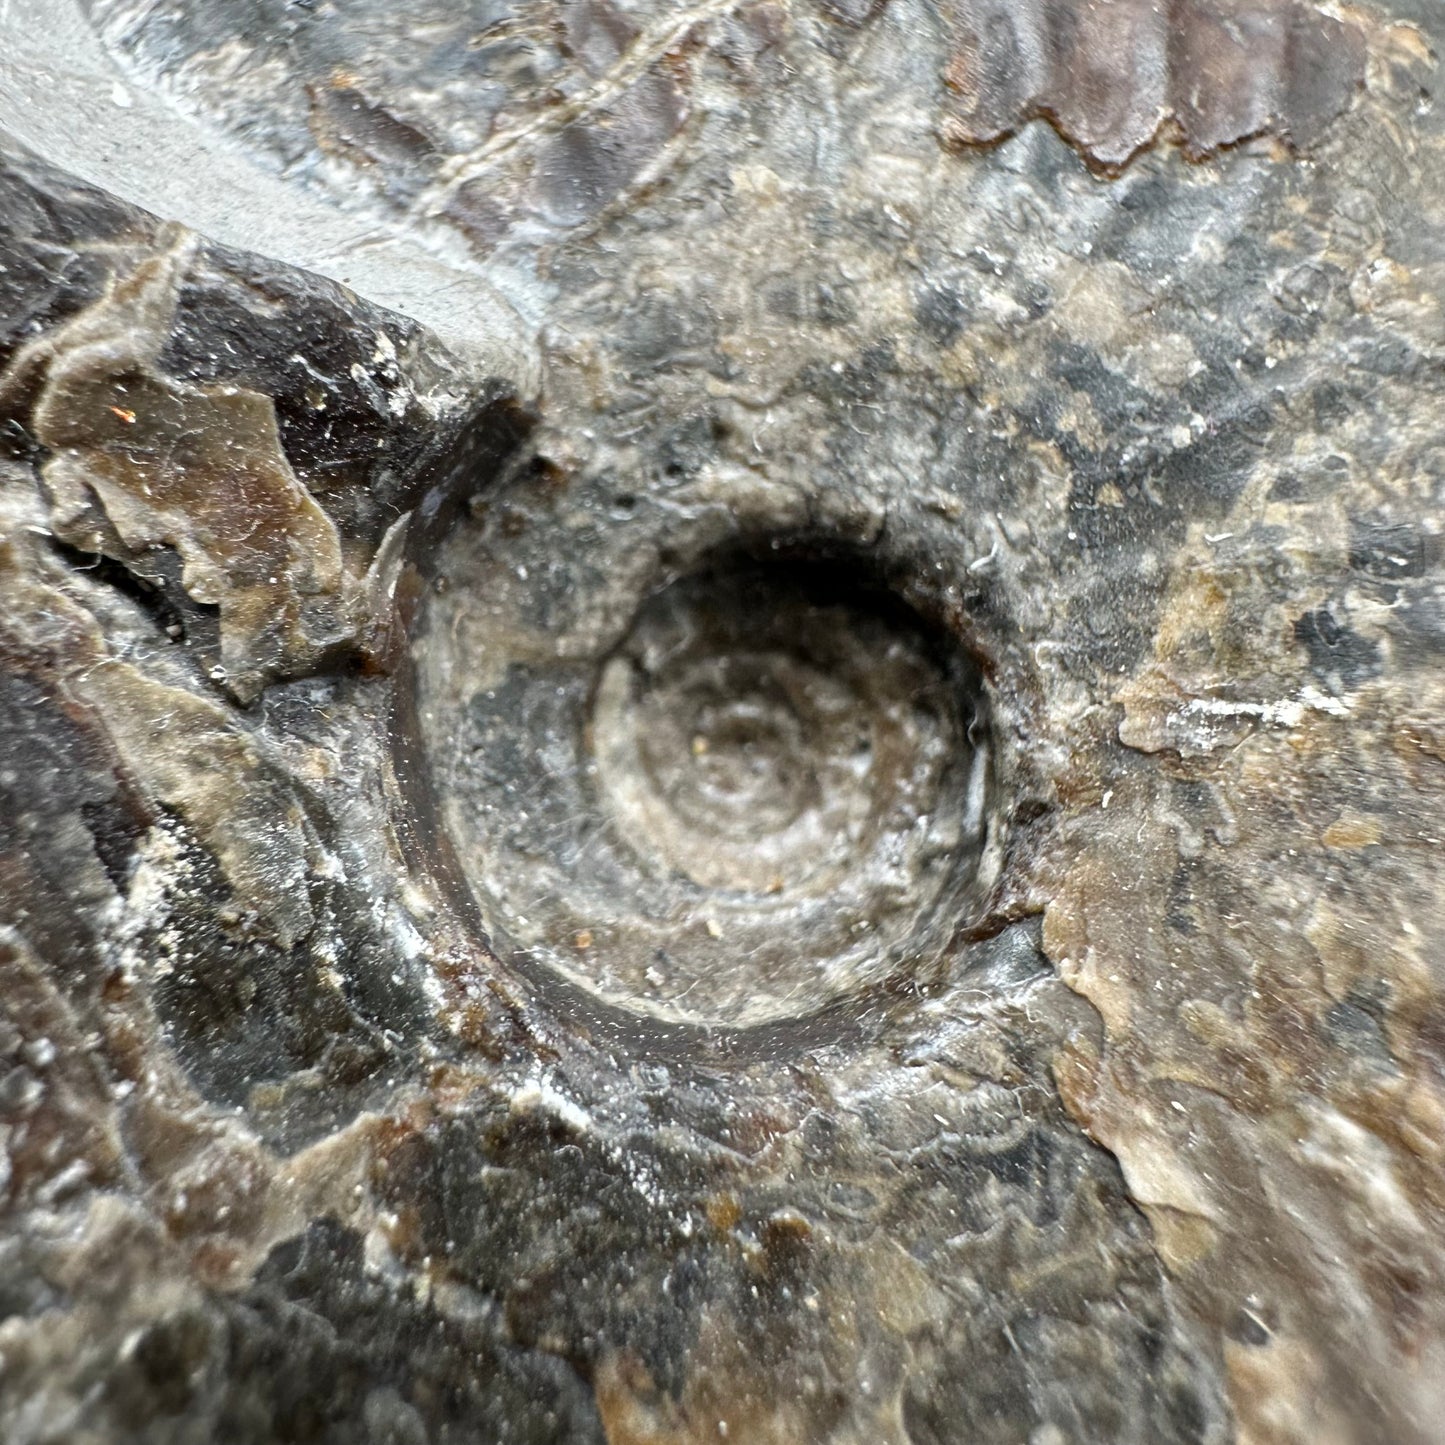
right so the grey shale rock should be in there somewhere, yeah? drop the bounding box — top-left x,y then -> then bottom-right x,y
0,1 -> 1443,1442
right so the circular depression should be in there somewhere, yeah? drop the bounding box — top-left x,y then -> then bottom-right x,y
414,527 -> 995,1029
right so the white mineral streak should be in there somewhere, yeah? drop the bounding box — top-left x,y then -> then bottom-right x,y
0,0 -> 538,392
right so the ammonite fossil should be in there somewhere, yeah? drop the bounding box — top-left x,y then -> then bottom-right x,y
1,1 -> 1443,1441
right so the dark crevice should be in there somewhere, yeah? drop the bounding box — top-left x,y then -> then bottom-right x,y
80,797 -> 148,890
47,537 -> 217,647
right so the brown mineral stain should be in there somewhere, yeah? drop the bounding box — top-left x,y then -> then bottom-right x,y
1224,1333 -> 1353,1445
84,662 -> 317,949
0,233 -> 405,703
0,931 -> 128,1205
595,1319 -> 826,1444
705,1193 -> 742,1232
1322,814 -> 1382,850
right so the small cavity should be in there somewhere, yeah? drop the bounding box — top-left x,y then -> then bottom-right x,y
416,539 -> 995,1029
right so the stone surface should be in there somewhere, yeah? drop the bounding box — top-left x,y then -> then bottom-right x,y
1,2 -> 1444,1442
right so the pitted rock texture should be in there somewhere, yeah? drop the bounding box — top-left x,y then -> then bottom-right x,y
2,1 -> 1445,1443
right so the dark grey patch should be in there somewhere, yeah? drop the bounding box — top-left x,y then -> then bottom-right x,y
1293,608 -> 1381,690
915,284 -> 970,345
1325,999 -> 1397,1072
1349,520 -> 1426,581
96,1219 -> 609,1445
1390,594 -> 1445,665
142,817 -> 428,1151
1226,1305 -> 1274,1349
655,411 -> 722,481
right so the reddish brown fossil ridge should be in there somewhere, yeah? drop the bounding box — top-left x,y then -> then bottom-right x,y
940,0 -> 1368,168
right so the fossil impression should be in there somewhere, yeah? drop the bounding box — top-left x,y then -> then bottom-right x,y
1,1 -> 1444,1441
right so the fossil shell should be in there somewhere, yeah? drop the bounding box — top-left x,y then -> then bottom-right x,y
2,2 -> 1443,1442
